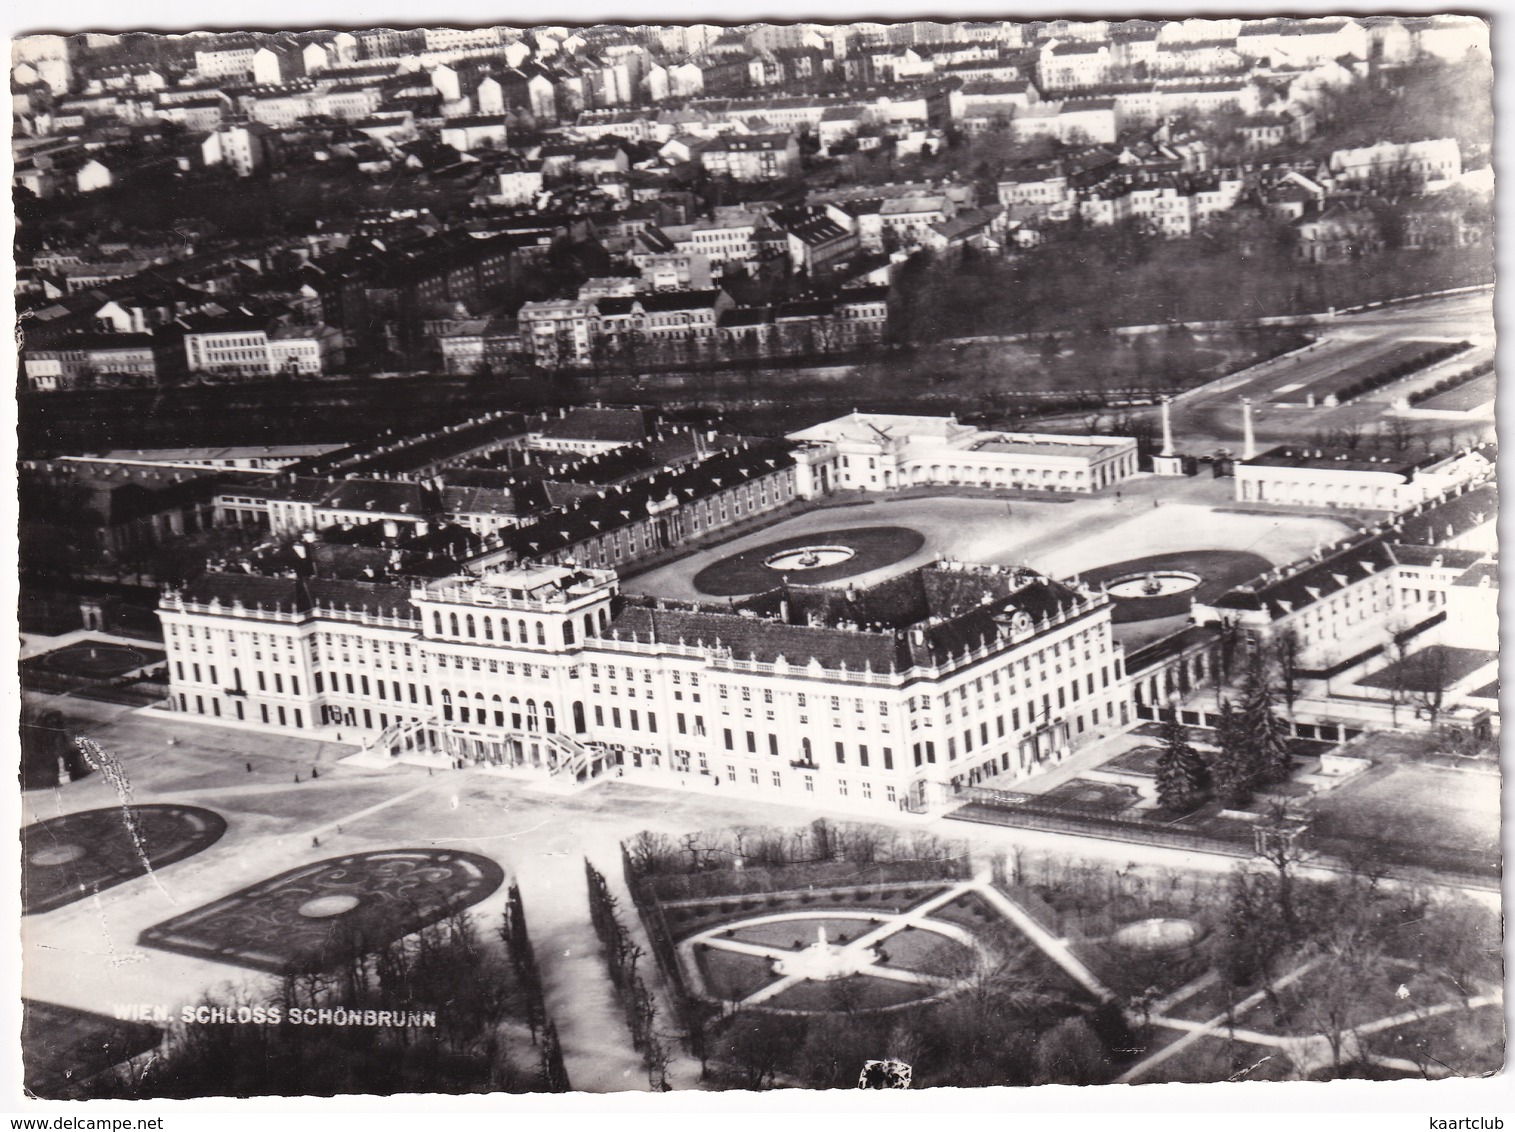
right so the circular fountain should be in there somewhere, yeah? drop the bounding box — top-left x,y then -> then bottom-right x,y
1106,571 -> 1202,599
1111,917 -> 1206,953
763,545 -> 858,573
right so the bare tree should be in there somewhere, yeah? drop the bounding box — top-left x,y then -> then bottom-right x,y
1412,648 -> 1450,727
1294,921 -> 1388,1074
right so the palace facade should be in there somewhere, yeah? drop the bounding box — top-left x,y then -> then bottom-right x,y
159,558 -> 1131,813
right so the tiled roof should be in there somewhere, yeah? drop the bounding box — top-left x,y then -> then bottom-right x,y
498,441 -> 796,562
181,572 -> 308,612
1452,560 -> 1498,588
610,565 -> 1089,671
320,478 -> 434,516
536,406 -> 649,443
1243,445 -> 1437,477
306,578 -> 418,618
1211,484 -> 1497,619
441,485 -> 524,516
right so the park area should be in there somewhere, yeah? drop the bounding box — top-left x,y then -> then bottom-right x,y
1411,371 -> 1496,413
609,324 -> 1310,435
20,635 -> 170,707
1305,758 -> 1500,881
627,822 -> 1504,1088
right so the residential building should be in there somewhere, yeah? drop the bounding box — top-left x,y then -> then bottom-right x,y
698,134 -> 800,182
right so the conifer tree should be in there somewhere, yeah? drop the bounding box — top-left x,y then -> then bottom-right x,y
1208,700 -> 1254,808
1240,662 -> 1293,785
1155,710 -> 1209,813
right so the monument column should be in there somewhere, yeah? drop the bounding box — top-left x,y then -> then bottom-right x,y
1152,395 -> 1184,476
1242,398 -> 1257,460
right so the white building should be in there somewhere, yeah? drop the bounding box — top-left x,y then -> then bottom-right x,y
1234,444 -> 1492,511
787,412 -> 1139,494
1328,138 -> 1462,192
490,167 -> 544,207
680,213 -> 765,266
1192,482 -> 1496,685
201,124 -> 268,177
159,558 -> 1131,813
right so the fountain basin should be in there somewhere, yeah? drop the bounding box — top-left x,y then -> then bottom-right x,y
1106,571 -> 1202,599
763,545 -> 858,572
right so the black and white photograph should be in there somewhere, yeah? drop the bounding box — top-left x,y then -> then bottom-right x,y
7,0 -> 1504,1116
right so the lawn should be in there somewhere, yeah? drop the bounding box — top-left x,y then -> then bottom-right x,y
137,848 -> 505,974
1082,550 -> 1272,623
1035,778 -> 1142,816
928,890 -> 1002,931
662,884 -> 951,940
1308,761 -> 1500,871
1415,372 -> 1496,412
23,639 -> 165,679
1106,746 -> 1164,776
1139,1036 -> 1299,1084
1355,645 -> 1496,693
762,974 -> 929,1013
1361,1002 -> 1505,1078
873,926 -> 974,978
728,916 -> 877,949
694,945 -> 777,1002
22,804 -> 227,915
692,525 -> 926,596
1160,978 -> 1254,1025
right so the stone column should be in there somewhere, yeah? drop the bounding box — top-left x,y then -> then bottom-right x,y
1242,397 -> 1257,461
1160,396 -> 1175,457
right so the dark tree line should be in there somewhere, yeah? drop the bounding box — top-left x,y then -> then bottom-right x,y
500,881 -> 570,1091
586,859 -> 672,1089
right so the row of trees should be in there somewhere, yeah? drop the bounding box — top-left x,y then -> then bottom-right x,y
624,820 -> 970,903
585,860 -> 674,1090
1156,662 -> 1294,813
1407,359 -> 1495,406
500,882 -> 571,1091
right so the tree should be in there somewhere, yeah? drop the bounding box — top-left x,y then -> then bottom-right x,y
1239,661 -> 1293,785
1211,619 -> 1242,697
1207,700 -> 1255,808
1294,920 -> 1389,1074
722,1011 -> 804,1090
1271,629 -> 1303,719
1030,1016 -> 1110,1085
1154,710 -> 1209,813
1412,648 -> 1451,726
1211,867 -> 1290,989
1253,802 -> 1310,936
